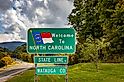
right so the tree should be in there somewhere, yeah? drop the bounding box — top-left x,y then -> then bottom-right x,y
68,0 -> 124,70
68,0 -> 103,43
80,36 -> 109,71
98,0 -> 124,55
68,0 -> 104,71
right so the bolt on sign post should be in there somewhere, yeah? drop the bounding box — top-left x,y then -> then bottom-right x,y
27,28 -> 76,82
27,28 -> 76,54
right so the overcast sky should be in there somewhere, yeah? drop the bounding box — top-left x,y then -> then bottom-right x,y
0,0 -> 74,42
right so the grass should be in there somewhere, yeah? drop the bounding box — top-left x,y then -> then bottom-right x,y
6,63 -> 124,82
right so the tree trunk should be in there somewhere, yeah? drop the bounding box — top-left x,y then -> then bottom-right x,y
93,38 -> 99,72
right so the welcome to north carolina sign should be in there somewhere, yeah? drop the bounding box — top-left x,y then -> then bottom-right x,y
27,28 -> 76,54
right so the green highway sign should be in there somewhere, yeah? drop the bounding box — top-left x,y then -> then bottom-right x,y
36,66 -> 67,75
27,28 -> 76,54
34,56 -> 68,64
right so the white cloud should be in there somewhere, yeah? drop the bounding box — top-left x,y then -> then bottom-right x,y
0,0 -> 11,11
0,0 -> 73,42
0,33 -> 25,43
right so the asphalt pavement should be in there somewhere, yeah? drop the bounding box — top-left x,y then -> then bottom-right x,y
0,59 -> 34,82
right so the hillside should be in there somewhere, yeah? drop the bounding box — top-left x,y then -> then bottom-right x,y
0,41 -> 26,51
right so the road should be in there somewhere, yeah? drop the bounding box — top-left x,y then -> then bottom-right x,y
0,59 -> 34,82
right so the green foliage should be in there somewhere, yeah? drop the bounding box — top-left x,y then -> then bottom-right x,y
0,47 -> 10,52
0,47 -> 12,59
97,0 -> 124,54
79,36 -> 110,71
0,47 -> 14,68
0,55 -> 13,67
0,59 -> 5,68
68,0 -> 124,64
106,54 -> 124,63
13,43 -> 34,63
20,53 -> 33,62
14,43 -> 26,54
0,52 -> 6,59
68,55 -> 78,65
68,0 -> 103,43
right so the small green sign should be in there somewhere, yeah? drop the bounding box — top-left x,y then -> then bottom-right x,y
34,56 -> 68,64
27,28 -> 76,54
36,66 -> 67,75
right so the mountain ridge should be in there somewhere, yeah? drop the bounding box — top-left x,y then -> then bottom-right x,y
0,41 -> 26,51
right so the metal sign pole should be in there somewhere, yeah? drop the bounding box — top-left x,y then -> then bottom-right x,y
34,63 -> 39,82
65,64 -> 68,82
31,30 -> 39,82
34,64 -> 36,82
34,64 -> 38,82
